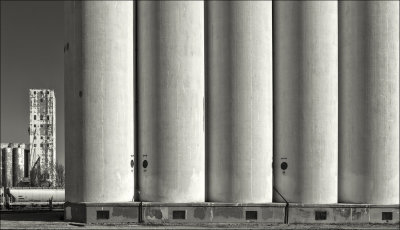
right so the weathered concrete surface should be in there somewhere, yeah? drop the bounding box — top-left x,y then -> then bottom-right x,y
142,203 -> 285,224
137,1 -> 205,202
64,202 -> 140,224
1,211 -> 399,229
64,1 -> 134,203
288,204 -> 399,224
339,1 -> 399,205
206,1 -> 273,203
273,1 -> 338,204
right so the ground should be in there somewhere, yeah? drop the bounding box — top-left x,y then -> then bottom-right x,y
0,211 -> 399,229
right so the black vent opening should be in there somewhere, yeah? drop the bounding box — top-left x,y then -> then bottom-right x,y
246,211 -> 258,220
172,210 -> 186,220
315,211 -> 327,220
97,210 -> 110,220
382,212 -> 393,221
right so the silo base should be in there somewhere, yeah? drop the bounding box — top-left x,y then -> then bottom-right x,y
63,202 -> 399,225
288,203 -> 399,224
64,202 -> 140,224
141,202 -> 286,224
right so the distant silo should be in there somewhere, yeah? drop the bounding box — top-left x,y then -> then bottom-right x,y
12,147 -> 25,187
206,1 -> 273,203
138,1 -> 205,202
2,148 -> 13,188
274,1 -> 338,204
0,149 -> 2,186
339,1 -> 399,204
24,149 -> 30,178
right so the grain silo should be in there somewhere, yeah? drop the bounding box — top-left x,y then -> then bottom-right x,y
206,1 -> 273,203
137,1 -> 205,202
273,1 -> 338,204
12,146 -> 25,187
64,1 -> 134,203
339,1 -> 399,204
2,147 -> 13,188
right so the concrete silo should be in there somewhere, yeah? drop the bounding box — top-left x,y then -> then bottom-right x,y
0,147 -> 2,186
206,1 -> 273,203
339,1 -> 399,204
64,1 -> 135,222
273,1 -> 338,204
12,147 -> 25,187
137,1 -> 205,202
2,147 -> 13,188
24,148 -> 30,178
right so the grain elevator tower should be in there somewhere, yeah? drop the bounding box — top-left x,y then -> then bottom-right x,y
29,89 -> 56,187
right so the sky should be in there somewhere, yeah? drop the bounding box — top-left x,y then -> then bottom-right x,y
1,1 -> 65,165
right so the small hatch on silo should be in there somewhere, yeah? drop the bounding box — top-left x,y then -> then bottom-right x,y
143,160 -> 148,168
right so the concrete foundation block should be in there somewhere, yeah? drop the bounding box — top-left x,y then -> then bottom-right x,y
351,206 -> 370,223
141,202 -> 286,223
288,204 -> 341,224
64,202 -> 140,224
368,205 -> 399,224
288,204 -> 399,224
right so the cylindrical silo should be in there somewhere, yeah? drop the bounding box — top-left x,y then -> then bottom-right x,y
2,148 -> 13,188
274,1 -> 338,204
138,1 -> 205,202
339,1 -> 399,204
64,1 -> 134,203
24,149 -> 30,178
206,1 -> 273,203
0,148 -> 3,186
12,147 -> 25,187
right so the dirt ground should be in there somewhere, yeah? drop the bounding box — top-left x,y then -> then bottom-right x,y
1,211 -> 399,229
